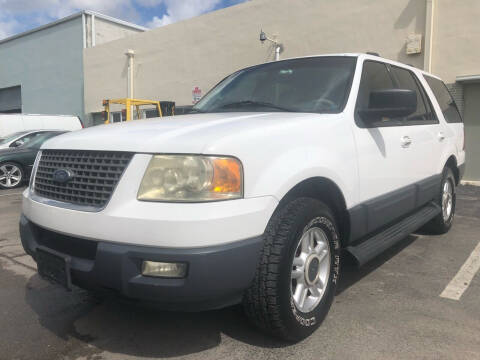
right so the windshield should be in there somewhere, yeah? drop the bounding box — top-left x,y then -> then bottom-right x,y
0,131 -> 30,145
21,131 -> 65,148
193,56 -> 356,114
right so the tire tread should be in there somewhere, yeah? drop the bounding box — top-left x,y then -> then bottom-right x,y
244,198 -> 317,339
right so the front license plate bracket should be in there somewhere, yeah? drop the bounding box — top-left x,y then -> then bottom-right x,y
36,246 -> 72,290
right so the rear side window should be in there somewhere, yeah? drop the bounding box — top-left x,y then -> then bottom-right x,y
390,66 -> 436,124
424,76 -> 463,123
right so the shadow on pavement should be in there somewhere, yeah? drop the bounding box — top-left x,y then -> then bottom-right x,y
24,234 -> 419,358
337,234 -> 418,295
25,274 -> 288,359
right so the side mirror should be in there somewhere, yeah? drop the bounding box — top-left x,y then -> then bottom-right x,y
359,89 -> 417,122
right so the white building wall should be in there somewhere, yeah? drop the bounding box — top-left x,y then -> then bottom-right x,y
0,17 -> 85,119
93,17 -> 144,46
83,0 -> 428,116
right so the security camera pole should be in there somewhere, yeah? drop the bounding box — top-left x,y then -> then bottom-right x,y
259,30 -> 282,61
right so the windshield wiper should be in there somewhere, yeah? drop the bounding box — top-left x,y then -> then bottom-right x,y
217,100 -> 294,112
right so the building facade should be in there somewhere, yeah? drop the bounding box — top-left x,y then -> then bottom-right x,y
0,1 -> 478,180
0,11 -> 146,122
82,0 -> 480,180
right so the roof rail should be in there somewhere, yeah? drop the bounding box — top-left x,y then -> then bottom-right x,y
366,52 -> 380,56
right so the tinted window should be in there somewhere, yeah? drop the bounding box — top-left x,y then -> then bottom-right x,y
425,76 -> 462,123
390,66 -> 436,123
0,131 -> 29,145
356,61 -> 395,111
193,56 -> 357,114
15,132 -> 45,146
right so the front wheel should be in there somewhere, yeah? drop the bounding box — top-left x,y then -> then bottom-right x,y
0,162 -> 24,189
243,198 -> 341,341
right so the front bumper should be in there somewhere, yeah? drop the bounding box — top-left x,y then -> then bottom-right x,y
23,168 -> 277,248
20,215 -> 263,310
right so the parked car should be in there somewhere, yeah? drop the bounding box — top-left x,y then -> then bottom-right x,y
0,114 -> 82,138
0,131 -> 67,189
0,130 -> 67,149
19,54 -> 464,341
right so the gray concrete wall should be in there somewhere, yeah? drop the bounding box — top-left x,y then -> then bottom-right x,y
0,17 -> 85,119
432,0 -> 480,83
83,0 -> 427,115
94,17 -> 144,46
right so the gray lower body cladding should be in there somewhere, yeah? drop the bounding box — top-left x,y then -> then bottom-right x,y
19,214 -> 263,311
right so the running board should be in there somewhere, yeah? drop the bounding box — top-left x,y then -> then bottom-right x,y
346,202 -> 441,267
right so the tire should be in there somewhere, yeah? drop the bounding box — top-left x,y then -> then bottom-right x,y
243,197 -> 341,341
423,167 -> 456,234
0,162 -> 24,189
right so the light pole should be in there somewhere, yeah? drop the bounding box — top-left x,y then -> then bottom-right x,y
259,30 -> 282,61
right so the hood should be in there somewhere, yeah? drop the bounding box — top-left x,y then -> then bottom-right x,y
42,112 -> 340,154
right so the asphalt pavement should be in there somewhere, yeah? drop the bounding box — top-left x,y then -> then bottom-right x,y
0,186 -> 479,360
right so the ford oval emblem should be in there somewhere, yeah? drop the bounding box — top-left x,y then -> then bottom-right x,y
52,169 -> 74,184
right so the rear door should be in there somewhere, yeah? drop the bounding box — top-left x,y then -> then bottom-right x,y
389,65 -> 442,183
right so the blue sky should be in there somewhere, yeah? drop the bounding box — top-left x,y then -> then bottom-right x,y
0,0 -> 248,39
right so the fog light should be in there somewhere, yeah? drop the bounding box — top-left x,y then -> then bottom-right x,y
142,261 -> 187,278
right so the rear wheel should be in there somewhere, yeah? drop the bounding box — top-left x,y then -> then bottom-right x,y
423,167 -> 456,234
0,162 -> 24,189
243,198 -> 341,341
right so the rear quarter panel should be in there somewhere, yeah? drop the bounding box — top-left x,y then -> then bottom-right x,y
415,70 -> 465,173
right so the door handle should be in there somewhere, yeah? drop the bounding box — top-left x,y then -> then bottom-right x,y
438,132 -> 445,141
400,135 -> 412,148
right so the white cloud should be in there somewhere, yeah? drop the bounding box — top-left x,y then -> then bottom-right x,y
0,0 -> 136,18
0,0 -> 247,40
146,0 -> 222,28
0,0 -> 141,38
0,18 -> 19,39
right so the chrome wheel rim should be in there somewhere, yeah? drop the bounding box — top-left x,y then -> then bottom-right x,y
442,179 -> 453,222
0,164 -> 22,188
291,227 -> 331,313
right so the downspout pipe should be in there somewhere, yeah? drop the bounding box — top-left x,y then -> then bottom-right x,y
81,13 -> 86,49
125,49 -> 135,99
91,14 -> 96,47
424,0 -> 435,72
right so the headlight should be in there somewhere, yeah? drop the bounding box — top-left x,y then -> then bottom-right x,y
137,155 -> 243,202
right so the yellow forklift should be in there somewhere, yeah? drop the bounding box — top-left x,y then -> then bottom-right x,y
102,98 -> 174,124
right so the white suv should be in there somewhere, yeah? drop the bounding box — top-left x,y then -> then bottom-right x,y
20,54 -> 465,341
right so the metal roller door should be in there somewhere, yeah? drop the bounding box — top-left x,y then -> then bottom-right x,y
0,86 -> 21,113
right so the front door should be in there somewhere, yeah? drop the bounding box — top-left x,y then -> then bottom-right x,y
351,60 -> 433,235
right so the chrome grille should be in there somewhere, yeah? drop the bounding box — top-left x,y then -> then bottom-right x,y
34,150 -> 133,209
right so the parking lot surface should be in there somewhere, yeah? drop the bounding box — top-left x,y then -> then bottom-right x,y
1,186 -> 479,360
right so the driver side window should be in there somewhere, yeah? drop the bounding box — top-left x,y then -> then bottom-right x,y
355,61 -> 398,127
356,61 -> 394,110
